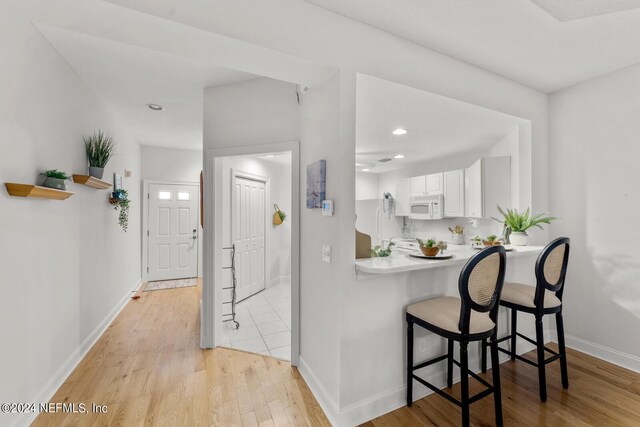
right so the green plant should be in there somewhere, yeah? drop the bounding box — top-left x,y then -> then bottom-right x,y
111,189 -> 130,232
493,206 -> 557,233
84,130 -> 116,168
41,169 -> 71,180
471,235 -> 482,243
371,242 -> 394,257
416,238 -> 437,248
448,225 -> 464,234
277,210 -> 286,222
486,234 -> 498,242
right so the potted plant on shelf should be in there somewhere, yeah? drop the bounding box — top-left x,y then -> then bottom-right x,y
109,189 -> 130,232
493,206 -> 557,246
84,130 -> 116,179
448,225 -> 465,245
416,238 -> 439,257
40,169 -> 71,191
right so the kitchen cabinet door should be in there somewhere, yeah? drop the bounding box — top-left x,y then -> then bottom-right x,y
465,159 -> 482,218
444,169 -> 465,217
425,173 -> 443,195
410,176 -> 426,195
395,178 -> 411,216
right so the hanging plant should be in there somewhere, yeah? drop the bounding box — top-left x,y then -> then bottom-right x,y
109,189 -> 130,232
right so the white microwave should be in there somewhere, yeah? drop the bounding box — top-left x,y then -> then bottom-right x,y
409,194 -> 444,220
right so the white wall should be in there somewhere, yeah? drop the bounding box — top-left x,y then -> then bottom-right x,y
489,126 -> 521,210
355,172 -> 379,200
549,64 -> 640,371
141,145 -> 202,182
0,18 -> 141,427
141,145 -> 203,276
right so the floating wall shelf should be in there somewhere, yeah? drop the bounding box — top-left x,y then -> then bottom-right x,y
72,174 -> 112,190
5,183 -> 74,200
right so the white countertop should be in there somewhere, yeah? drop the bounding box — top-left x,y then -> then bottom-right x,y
355,244 -> 543,276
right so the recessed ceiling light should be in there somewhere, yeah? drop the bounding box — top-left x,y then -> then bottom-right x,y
394,154 -> 405,159
392,128 -> 407,135
147,103 -> 164,111
262,154 -> 275,158
355,163 -> 363,167
362,168 -> 371,172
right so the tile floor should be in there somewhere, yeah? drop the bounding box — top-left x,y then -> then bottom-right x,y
221,281 -> 291,361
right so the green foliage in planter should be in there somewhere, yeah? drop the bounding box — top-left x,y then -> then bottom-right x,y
371,242 -> 394,257
486,234 -> 498,242
84,130 -> 116,168
416,238 -> 437,248
493,206 -> 557,233
277,209 -> 287,222
41,169 -> 71,180
111,189 -> 130,232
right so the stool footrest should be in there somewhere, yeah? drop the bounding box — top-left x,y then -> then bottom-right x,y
411,354 -> 448,371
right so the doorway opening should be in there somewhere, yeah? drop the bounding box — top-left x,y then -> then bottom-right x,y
142,178 -> 202,289
212,147 -> 297,362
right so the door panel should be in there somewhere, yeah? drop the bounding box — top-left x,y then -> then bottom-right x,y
232,175 -> 267,302
148,184 -> 199,281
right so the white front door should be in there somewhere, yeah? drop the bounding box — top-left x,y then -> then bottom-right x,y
232,176 -> 266,302
148,184 -> 199,281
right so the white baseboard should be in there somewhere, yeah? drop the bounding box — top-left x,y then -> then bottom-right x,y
15,278 -> 142,427
268,274 -> 291,289
550,332 -> 640,374
339,338 -> 539,427
298,356 -> 340,426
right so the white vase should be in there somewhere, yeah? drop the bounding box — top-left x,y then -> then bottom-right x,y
510,231 -> 529,246
450,233 -> 465,245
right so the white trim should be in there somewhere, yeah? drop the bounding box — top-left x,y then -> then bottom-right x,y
338,338 -> 539,427
142,179 -> 200,282
230,169 -> 270,302
298,356 -> 340,427
550,332 -> 640,374
17,278 -> 142,427
203,141 -> 300,368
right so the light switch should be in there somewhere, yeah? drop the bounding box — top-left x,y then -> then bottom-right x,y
322,244 -> 331,263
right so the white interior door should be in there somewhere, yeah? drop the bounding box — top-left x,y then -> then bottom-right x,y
232,175 -> 266,302
148,184 -> 199,281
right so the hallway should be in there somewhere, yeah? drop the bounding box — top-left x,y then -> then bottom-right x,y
32,283 -> 328,426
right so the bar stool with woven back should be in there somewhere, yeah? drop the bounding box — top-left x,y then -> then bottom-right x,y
481,237 -> 570,402
406,245 -> 507,426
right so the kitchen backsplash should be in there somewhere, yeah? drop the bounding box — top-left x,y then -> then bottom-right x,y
400,217 -> 505,244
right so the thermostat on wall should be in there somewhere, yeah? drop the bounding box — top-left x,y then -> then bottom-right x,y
322,200 -> 334,216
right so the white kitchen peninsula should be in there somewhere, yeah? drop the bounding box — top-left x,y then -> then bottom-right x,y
342,245 -> 545,422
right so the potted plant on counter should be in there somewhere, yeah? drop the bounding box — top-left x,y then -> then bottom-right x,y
493,206 -> 557,246
416,238 -> 439,257
482,235 -> 503,246
40,169 -> 71,191
84,130 -> 116,179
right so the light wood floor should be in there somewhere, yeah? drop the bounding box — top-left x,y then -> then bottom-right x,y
33,282 -> 329,427
33,281 -> 640,427
362,344 -> 640,426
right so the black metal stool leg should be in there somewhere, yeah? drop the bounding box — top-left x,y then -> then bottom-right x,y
535,315 -> 547,402
407,319 -> 414,407
556,312 -> 569,389
490,335 -> 503,426
447,338 -> 454,388
510,308 -> 517,360
481,339 -> 487,373
460,341 -> 470,426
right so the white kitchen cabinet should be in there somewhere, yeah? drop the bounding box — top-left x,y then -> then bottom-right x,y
426,173 -> 443,195
465,157 -> 511,219
410,175 -> 426,196
395,178 -> 411,216
443,169 -> 465,217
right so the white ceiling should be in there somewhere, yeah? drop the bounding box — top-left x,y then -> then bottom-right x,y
305,0 -> 640,92
356,74 -> 526,174
37,25 -> 256,149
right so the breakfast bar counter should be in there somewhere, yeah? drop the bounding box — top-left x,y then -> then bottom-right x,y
355,244 -> 543,277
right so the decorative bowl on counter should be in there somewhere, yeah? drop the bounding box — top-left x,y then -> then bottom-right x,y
419,246 -> 440,257
482,240 -> 503,246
